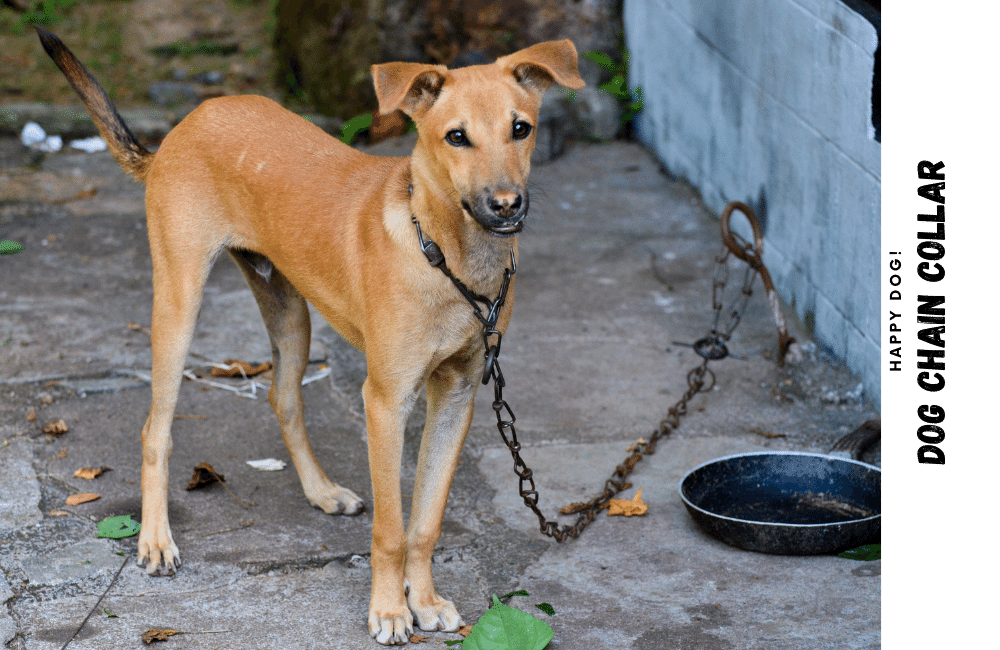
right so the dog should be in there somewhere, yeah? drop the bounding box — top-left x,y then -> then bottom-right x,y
36,27 -> 584,645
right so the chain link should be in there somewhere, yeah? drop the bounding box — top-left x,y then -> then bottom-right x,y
414,201 -> 784,542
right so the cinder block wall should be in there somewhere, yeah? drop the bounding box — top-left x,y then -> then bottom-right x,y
623,0 -> 881,407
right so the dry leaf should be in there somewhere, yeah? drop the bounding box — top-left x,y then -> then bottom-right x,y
409,634 -> 430,643
606,487 -> 648,517
26,407 -> 36,422
50,447 -> 67,461
75,467 -> 108,480
39,394 -> 54,407
142,629 -> 180,644
186,462 -> 224,490
66,493 -> 100,506
49,509 -> 70,516
456,625 -> 473,637
43,419 -> 68,435
210,360 -> 272,378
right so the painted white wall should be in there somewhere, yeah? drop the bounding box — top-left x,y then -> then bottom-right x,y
624,0 -> 880,406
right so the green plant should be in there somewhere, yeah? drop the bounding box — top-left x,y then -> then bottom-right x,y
15,0 -> 76,32
445,591 -> 555,649
583,48 -> 644,127
340,113 -> 373,145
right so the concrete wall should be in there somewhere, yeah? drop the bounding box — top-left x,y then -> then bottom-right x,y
623,0 -> 881,407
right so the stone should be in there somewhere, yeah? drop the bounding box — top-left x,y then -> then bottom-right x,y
149,81 -> 202,108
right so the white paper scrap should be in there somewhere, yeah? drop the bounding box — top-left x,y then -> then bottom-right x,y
246,458 -> 287,471
69,136 -> 108,153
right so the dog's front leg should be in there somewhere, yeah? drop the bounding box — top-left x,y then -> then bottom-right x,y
404,359 -> 477,632
364,374 -> 417,645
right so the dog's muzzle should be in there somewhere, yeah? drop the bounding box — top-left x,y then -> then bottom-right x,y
463,189 -> 529,236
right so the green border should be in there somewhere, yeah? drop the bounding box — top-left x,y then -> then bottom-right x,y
882,0 -> 1000,650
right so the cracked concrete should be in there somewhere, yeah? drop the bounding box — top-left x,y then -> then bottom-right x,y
1,132 -> 878,649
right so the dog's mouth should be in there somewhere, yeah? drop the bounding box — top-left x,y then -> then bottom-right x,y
486,220 -> 525,236
462,197 -> 527,237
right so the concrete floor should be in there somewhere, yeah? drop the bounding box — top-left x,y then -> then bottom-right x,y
1,133 -> 879,649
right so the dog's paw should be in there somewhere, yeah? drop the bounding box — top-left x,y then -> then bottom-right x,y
137,530 -> 181,576
306,482 -> 365,516
368,605 -> 414,645
407,593 -> 463,632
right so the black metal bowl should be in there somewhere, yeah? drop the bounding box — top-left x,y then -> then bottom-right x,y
679,450 -> 880,555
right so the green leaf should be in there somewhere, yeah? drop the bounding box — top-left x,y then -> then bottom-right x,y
0,240 -> 24,255
837,544 -> 880,561
582,51 -> 618,74
340,113 -> 373,145
598,76 -> 630,100
103,608 -> 119,618
500,589 -> 529,601
535,603 -> 555,616
96,515 -> 141,539
462,594 -> 553,650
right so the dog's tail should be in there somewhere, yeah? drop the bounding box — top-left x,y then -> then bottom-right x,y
35,27 -> 153,182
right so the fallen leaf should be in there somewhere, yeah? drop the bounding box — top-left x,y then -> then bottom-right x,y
49,447 -> 67,461
26,407 -> 36,422
75,467 -> 109,480
457,625 -> 473,637
97,514 -> 141,539
409,634 -> 430,643
210,359 -> 272,378
142,629 -> 180,644
461,595 -> 553,650
66,493 -> 101,506
606,487 -> 648,517
49,509 -> 70,516
186,462 -> 225,490
38,394 -> 54,407
43,419 -> 68,435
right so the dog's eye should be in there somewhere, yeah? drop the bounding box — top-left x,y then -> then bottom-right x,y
445,129 -> 468,146
512,121 -> 532,140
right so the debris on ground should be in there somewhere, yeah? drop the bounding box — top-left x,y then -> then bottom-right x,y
20,121 -> 61,152
42,419 -> 68,435
606,488 -> 648,517
246,458 -> 286,471
97,515 -> 141,539
66,493 -> 100,506
210,359 -> 272,378
186,462 -> 224,490
74,467 -> 110,480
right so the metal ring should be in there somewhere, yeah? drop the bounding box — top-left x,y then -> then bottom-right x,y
693,336 -> 729,360
719,201 -> 764,268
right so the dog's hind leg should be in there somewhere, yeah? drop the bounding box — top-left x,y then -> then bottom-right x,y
229,250 -> 364,515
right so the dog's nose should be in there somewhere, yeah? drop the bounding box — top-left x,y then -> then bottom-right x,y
489,191 -> 523,219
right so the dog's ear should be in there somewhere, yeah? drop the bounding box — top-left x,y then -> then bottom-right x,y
497,39 -> 586,95
371,62 -> 449,120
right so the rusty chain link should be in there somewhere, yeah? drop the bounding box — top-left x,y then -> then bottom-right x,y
415,200 -> 790,542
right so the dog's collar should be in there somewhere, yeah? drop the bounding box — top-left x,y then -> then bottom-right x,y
408,185 -> 515,330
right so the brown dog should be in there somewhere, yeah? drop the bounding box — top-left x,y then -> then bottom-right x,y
36,28 -> 584,645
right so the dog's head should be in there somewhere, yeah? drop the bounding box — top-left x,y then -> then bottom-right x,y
372,40 -> 585,236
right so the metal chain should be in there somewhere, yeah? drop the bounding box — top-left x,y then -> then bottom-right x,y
414,201 -> 785,542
